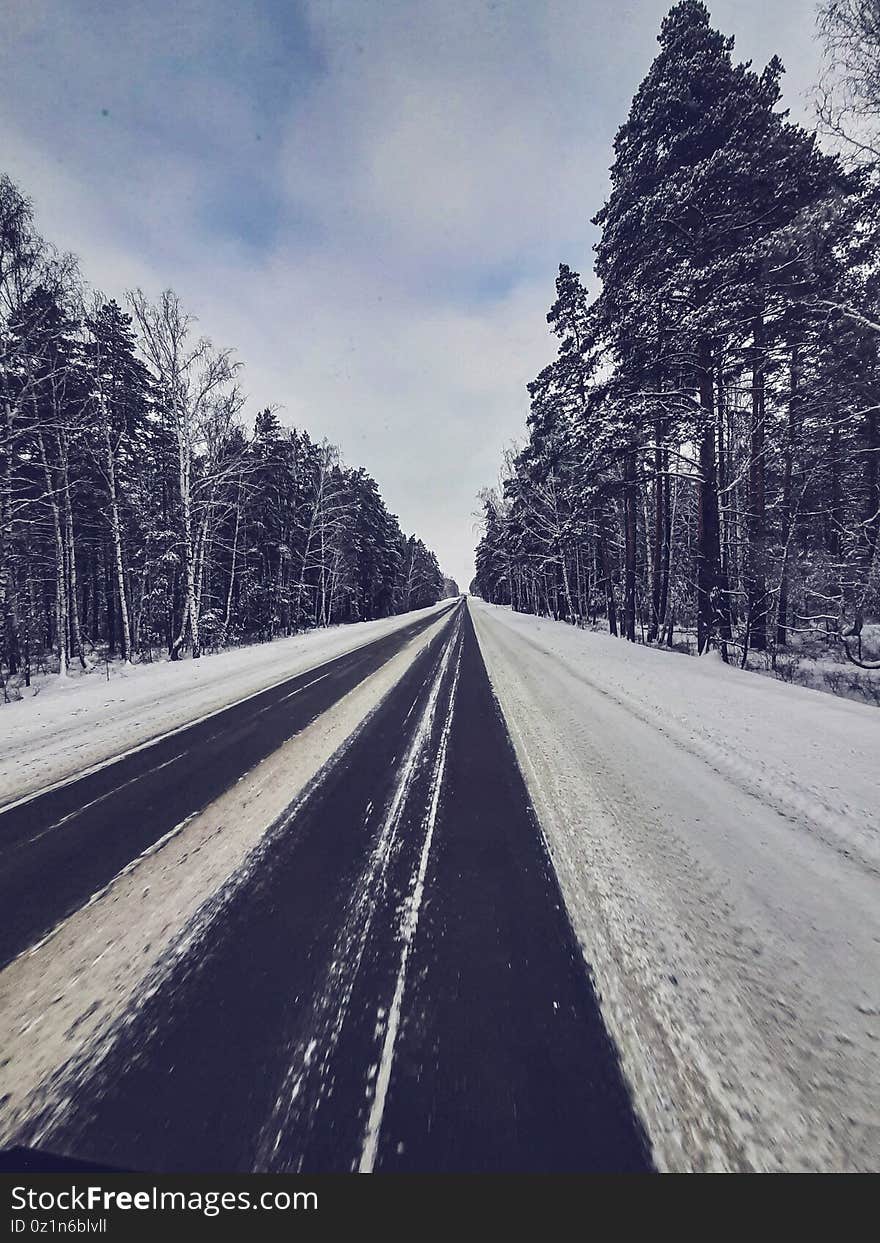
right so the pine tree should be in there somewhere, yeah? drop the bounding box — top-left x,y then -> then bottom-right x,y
594,0 -> 845,653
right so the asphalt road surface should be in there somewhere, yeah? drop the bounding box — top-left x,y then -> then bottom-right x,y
0,603 -> 455,969
3,600 -> 652,1172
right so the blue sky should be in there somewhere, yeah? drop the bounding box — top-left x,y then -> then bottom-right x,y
1,0 -> 820,589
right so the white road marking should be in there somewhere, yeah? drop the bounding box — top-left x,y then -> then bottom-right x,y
255,615 -> 463,1170
0,618 -> 440,818
358,632 -> 463,1173
17,753 -> 189,848
17,812 -> 199,965
5,672 -> 335,856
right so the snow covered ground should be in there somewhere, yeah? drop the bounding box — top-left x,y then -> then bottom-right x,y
471,598 -> 880,1172
0,602 -> 450,807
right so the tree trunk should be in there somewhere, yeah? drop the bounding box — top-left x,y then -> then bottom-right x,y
558,547 -> 575,624
649,422 -> 665,642
827,425 -> 844,630
858,401 -> 880,610
56,429 -> 86,670
0,398 -> 22,675
777,343 -> 799,648
747,310 -> 768,651
171,408 -> 200,660
623,444 -> 637,641
596,517 -> 618,636
103,426 -> 132,662
224,481 -> 241,632
38,430 -> 69,677
696,340 -> 728,657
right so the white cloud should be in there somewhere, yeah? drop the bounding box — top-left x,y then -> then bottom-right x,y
0,0 -> 822,589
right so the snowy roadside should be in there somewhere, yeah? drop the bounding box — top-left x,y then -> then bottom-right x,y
0,602 -> 451,807
477,605 -> 879,872
471,598 -> 880,1172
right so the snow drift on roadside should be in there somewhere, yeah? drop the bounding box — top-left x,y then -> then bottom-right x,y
471,599 -> 880,1173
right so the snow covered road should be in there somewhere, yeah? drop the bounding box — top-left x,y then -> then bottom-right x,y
0,599 -> 649,1172
1,595 -> 875,1173
0,605 -> 457,969
471,599 -> 880,1172
0,601 -> 454,809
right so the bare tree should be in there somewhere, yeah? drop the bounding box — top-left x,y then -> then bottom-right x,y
817,0 -> 880,159
128,289 -> 240,659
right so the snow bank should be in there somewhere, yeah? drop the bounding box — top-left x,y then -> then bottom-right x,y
480,605 -> 879,871
471,599 -> 880,1172
0,604 -> 449,807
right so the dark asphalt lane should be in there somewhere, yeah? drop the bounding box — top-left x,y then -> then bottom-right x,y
372,606 -> 651,1171
25,600 -> 651,1173
25,607 -> 466,1172
0,604 -> 455,969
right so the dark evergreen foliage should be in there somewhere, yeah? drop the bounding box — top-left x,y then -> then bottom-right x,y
474,2 -> 880,670
0,175 -> 445,684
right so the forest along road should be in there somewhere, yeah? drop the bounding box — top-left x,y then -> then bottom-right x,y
0,603 -> 456,970
0,599 -> 652,1172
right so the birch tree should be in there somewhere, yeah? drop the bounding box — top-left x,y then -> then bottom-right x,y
128,289 -> 240,659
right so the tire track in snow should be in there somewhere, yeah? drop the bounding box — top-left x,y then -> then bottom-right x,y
494,619 -> 879,874
357,634 -> 462,1172
256,614 -> 463,1170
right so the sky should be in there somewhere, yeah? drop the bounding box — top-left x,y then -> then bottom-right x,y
0,0 -> 823,590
